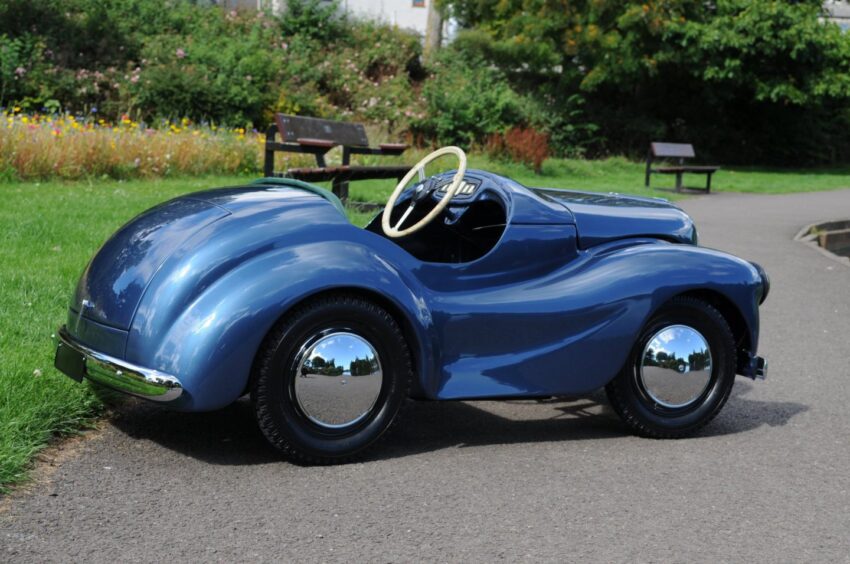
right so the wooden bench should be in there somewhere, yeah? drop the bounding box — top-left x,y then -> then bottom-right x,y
263,114 -> 409,202
645,142 -> 719,192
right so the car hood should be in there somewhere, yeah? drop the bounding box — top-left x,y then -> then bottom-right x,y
531,188 -> 697,248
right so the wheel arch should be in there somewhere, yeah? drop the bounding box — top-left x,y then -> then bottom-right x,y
247,286 -> 427,398
672,288 -> 752,373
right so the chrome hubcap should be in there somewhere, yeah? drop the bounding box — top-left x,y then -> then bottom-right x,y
293,331 -> 383,429
639,324 -> 713,409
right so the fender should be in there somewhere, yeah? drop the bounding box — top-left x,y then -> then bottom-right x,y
127,239 -> 433,411
423,239 -> 761,399
557,239 -> 761,392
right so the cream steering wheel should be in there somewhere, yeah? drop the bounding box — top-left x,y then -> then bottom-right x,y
382,146 -> 467,238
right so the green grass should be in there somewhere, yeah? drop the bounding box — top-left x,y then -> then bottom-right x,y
0,175 -> 248,491
343,155 -> 850,204
2,156 -> 850,492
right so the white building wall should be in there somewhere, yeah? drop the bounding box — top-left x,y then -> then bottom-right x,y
217,0 -> 435,37
825,1 -> 850,30
339,0 -> 429,35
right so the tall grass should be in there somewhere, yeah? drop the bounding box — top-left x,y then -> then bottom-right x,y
0,110 -> 319,181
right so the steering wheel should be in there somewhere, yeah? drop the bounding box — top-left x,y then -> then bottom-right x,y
382,146 -> 467,238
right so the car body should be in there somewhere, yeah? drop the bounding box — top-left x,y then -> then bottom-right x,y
55,167 -> 768,460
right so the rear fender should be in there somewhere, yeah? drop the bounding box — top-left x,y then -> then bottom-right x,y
126,242 -> 432,411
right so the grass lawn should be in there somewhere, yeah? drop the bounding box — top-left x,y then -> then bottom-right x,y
1,156 -> 849,492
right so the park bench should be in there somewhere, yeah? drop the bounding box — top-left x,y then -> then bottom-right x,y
645,142 -> 719,193
263,114 -> 409,202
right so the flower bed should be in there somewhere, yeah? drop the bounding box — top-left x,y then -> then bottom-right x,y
0,109 -> 314,181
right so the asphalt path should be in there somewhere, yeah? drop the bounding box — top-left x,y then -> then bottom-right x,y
3,189 -> 850,562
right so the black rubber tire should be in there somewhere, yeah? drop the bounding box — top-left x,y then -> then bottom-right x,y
251,294 -> 412,464
605,296 -> 736,438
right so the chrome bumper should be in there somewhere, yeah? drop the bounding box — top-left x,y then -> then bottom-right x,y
54,326 -> 183,402
741,353 -> 767,381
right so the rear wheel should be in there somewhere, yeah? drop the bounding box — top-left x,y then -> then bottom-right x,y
606,296 -> 736,438
252,294 -> 412,463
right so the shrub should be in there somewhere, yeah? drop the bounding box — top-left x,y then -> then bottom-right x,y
0,0 -> 422,134
486,127 -> 549,173
280,0 -> 343,42
411,50 -> 525,147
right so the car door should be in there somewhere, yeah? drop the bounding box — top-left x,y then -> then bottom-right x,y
414,220 -> 601,399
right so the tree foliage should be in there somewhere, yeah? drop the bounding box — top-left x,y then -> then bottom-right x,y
445,0 -> 850,163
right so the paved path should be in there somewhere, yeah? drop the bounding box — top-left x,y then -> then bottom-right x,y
3,190 -> 850,562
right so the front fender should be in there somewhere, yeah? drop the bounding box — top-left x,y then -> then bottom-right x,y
424,239 -> 762,399
569,240 -> 762,390
126,241 -> 432,411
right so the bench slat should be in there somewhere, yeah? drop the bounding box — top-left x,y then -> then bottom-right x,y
378,143 -> 409,153
651,142 -> 695,159
296,137 -> 337,148
653,166 -> 719,173
276,114 -> 369,147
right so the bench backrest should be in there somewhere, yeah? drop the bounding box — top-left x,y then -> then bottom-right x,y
275,114 -> 369,147
650,142 -> 695,159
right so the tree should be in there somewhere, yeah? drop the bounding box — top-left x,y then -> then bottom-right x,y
443,0 -> 850,163
424,0 -> 444,64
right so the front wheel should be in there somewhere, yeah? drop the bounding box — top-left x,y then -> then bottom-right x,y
252,294 -> 412,463
606,296 -> 737,438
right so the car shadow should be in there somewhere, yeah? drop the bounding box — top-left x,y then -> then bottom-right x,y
107,380 -> 807,466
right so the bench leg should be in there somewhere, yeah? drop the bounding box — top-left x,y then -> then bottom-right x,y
331,178 -> 348,202
706,172 -> 713,193
263,147 -> 274,178
675,172 -> 683,192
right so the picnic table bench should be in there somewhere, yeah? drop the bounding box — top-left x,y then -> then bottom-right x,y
263,114 -> 409,202
645,142 -> 719,193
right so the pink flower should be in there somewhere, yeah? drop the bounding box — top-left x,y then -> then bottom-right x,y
14,66 -> 26,77
131,75 -> 140,83
176,48 -> 186,59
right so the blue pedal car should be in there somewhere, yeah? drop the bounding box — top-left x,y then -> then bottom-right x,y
55,147 -> 768,462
